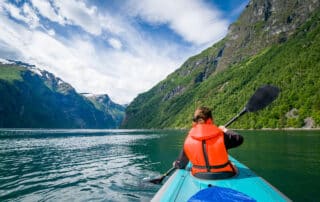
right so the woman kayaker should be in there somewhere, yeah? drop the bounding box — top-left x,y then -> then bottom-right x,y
173,106 -> 244,179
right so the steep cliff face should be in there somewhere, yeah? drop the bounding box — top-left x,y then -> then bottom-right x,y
0,61 -> 124,128
217,0 -> 320,71
122,0 -> 320,129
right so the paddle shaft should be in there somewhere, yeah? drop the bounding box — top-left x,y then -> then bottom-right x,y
224,108 -> 247,128
164,167 -> 176,177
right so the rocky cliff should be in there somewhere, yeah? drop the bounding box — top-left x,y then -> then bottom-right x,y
217,0 -> 320,71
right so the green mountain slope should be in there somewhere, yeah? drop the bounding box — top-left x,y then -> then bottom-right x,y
84,94 -> 126,127
122,2 -> 320,129
0,63 -> 124,128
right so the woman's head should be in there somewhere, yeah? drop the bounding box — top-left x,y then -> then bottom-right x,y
193,106 -> 213,123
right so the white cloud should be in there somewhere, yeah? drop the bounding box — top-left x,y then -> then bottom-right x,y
2,2 -> 26,21
30,0 -> 125,36
42,0 -> 124,36
125,0 -> 229,45
21,2 -> 39,28
1,1 -> 40,29
52,0 -> 101,35
30,0 -> 65,24
47,29 -> 55,36
108,38 -> 122,50
0,4 -> 181,104
0,0 -> 239,104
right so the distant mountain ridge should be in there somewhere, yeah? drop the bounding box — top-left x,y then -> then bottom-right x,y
122,0 -> 320,129
0,59 -> 125,128
83,93 -> 126,127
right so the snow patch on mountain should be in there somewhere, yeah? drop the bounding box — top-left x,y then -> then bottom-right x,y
29,67 -> 43,76
0,58 -> 15,65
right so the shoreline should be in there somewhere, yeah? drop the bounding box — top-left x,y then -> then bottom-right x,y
264,128 -> 320,130
172,127 -> 320,131
233,128 -> 320,131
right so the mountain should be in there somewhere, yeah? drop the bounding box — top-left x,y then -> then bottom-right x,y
82,93 -> 126,127
122,0 -> 320,129
0,60 -> 125,128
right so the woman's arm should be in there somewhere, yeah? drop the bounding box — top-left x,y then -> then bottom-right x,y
224,130 -> 244,149
173,149 -> 189,169
219,126 -> 244,149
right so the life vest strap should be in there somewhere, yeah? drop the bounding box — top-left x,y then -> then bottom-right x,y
194,171 -> 236,180
193,161 -> 232,170
201,140 -> 210,172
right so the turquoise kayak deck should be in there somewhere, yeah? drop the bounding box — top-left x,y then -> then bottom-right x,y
152,156 -> 291,202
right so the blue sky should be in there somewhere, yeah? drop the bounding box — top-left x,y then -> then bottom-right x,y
0,0 -> 249,104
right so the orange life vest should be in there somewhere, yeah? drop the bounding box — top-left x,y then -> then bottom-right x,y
184,119 -> 235,177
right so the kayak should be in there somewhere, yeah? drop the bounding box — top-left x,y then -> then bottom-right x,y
151,156 -> 291,202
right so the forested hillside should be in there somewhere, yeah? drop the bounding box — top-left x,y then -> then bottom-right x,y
122,0 -> 320,129
0,62 -> 125,128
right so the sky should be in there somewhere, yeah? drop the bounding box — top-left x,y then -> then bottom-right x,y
0,0 -> 249,104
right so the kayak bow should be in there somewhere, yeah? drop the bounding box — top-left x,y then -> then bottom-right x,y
152,156 -> 291,202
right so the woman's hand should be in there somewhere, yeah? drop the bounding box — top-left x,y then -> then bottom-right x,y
219,125 -> 228,132
173,160 -> 180,168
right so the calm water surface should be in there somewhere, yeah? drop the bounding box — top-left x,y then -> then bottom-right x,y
0,129 -> 319,202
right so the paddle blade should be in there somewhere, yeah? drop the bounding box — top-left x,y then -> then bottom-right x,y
148,167 -> 176,184
148,176 -> 165,184
246,85 -> 280,112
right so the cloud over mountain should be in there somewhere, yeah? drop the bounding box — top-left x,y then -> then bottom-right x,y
0,0 -> 247,104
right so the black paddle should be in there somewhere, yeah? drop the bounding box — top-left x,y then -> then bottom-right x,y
148,84 -> 280,184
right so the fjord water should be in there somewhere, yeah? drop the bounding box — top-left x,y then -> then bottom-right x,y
0,129 -> 319,201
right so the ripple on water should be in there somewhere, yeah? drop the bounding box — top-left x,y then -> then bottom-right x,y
0,130 -> 163,201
